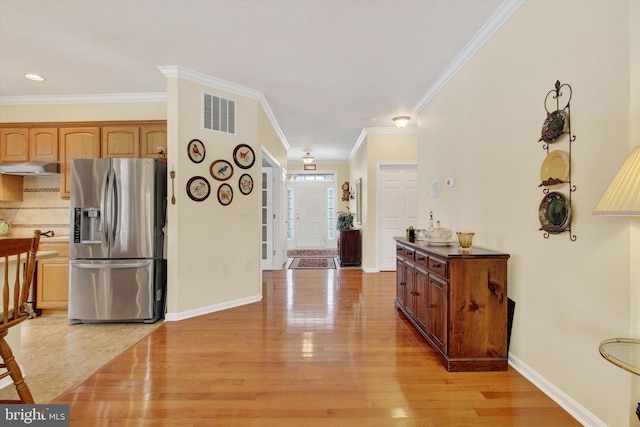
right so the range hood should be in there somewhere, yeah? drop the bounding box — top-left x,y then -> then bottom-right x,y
0,162 -> 60,176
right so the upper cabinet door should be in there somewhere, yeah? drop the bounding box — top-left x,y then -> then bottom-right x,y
140,124 -> 167,158
29,127 -> 59,162
59,127 -> 101,198
0,128 -> 29,162
101,126 -> 140,158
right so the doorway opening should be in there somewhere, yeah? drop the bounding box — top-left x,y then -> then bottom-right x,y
286,172 -> 337,250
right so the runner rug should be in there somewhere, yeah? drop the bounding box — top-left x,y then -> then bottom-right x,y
287,249 -> 338,257
289,257 -> 336,269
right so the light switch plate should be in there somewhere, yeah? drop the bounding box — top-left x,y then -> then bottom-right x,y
431,181 -> 438,197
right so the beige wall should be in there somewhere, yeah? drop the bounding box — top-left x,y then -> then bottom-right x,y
416,1 -> 636,425
165,76 -> 267,317
0,102 -> 166,122
350,130 -> 417,271
258,107 -> 288,168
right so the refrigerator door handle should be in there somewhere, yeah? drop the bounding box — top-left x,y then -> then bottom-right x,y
100,169 -> 109,236
71,262 -> 151,269
105,165 -> 116,248
111,166 -> 119,245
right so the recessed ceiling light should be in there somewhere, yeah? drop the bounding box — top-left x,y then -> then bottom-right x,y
25,73 -> 45,82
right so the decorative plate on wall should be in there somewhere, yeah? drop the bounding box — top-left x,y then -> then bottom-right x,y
539,110 -> 566,143
233,144 -> 255,169
187,139 -> 205,163
239,173 -> 253,195
540,149 -> 570,188
186,176 -> 211,202
538,191 -> 571,234
217,183 -> 233,206
210,159 -> 233,181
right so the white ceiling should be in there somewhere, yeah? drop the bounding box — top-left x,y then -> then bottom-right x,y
0,0 -> 511,164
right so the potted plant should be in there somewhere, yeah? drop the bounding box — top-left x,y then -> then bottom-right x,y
336,208 -> 355,231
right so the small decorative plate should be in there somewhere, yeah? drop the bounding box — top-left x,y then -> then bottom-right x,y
187,139 -> 205,163
233,144 -> 255,169
539,191 -> 571,234
0,218 -> 10,236
239,173 -> 253,195
539,110 -> 566,143
540,150 -> 570,188
217,183 -> 233,206
210,159 -> 233,181
186,176 -> 211,202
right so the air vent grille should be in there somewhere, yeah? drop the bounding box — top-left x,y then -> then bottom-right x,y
203,93 -> 236,134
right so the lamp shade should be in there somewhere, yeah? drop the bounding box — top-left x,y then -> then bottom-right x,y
593,146 -> 640,215
393,116 -> 410,128
302,153 -> 314,164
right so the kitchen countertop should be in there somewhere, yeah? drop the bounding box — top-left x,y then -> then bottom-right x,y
0,251 -> 59,265
2,234 -> 69,244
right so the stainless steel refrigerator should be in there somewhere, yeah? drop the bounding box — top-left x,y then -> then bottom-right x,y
68,158 -> 167,324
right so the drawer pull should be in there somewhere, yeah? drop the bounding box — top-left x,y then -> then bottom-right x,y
400,282 -> 406,286
431,263 -> 441,268
397,247 -> 403,251
417,256 -> 426,261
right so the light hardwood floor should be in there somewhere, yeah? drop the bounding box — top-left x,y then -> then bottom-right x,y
51,269 -> 580,426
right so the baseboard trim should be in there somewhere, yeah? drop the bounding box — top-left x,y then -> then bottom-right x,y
508,354 -> 605,426
164,293 -> 262,322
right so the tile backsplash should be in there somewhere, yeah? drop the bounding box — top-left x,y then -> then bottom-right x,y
0,176 -> 70,237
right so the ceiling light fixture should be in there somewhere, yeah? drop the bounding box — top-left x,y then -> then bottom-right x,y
393,116 -> 411,128
302,152 -> 314,164
25,73 -> 45,82
593,145 -> 640,215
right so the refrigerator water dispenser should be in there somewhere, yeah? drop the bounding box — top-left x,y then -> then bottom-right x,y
73,207 -> 102,243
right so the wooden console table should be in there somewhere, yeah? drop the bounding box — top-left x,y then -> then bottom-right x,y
394,237 -> 510,372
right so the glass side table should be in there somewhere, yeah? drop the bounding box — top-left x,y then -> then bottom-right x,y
599,338 -> 640,376
599,338 -> 640,421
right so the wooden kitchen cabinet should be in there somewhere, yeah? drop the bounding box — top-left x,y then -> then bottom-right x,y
29,127 -> 59,161
338,229 -> 361,267
0,174 -> 23,201
0,128 -> 29,162
0,127 -> 59,162
59,127 -> 101,198
36,241 -> 69,312
140,124 -> 167,158
395,238 -> 509,372
102,126 -> 140,158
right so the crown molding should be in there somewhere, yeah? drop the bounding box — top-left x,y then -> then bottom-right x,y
0,92 -> 166,105
159,65 -> 290,151
413,0 -> 524,113
158,66 -> 262,100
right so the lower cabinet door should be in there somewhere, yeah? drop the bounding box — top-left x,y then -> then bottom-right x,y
414,266 -> 428,330
427,274 -> 448,353
36,259 -> 69,310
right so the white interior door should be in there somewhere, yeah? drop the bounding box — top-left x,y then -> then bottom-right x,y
294,181 -> 326,248
378,164 -> 418,271
261,168 -> 273,269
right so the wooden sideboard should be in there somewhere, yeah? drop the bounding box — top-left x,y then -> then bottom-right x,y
394,237 -> 510,372
338,229 -> 361,267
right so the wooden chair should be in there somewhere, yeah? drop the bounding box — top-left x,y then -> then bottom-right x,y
0,229 -> 40,404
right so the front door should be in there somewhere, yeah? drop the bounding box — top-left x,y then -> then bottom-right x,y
294,181 -> 326,248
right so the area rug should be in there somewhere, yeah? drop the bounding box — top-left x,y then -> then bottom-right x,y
287,249 -> 338,257
289,257 -> 336,269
